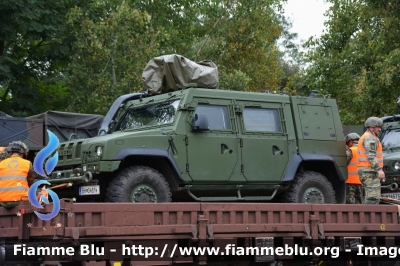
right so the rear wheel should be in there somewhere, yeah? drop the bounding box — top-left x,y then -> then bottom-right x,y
283,171 -> 336,203
104,166 -> 172,202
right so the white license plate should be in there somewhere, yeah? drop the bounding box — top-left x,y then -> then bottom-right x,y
79,185 -> 100,196
381,192 -> 400,199
344,237 -> 361,250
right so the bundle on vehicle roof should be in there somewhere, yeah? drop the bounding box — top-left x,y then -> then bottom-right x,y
142,54 -> 219,95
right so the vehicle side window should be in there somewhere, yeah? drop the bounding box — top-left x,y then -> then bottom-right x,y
243,108 -> 280,132
195,105 -> 230,130
381,129 -> 400,148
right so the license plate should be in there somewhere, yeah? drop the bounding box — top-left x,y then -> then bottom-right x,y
381,192 -> 400,199
79,185 -> 100,196
344,237 -> 361,250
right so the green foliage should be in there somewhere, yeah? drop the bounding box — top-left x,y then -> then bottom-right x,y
65,0 -> 292,114
1,0 -> 298,116
197,0 -> 285,92
278,55 -> 304,95
275,10 -> 303,95
65,1 -> 155,114
304,0 -> 400,124
0,0 -> 78,116
219,69 -> 251,91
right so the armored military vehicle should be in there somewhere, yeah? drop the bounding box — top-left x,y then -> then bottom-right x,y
46,91 -> 347,203
380,114 -> 400,198
45,55 -> 347,204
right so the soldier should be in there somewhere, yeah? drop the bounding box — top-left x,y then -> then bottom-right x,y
0,141 -> 35,208
345,133 -> 362,204
357,117 -> 385,204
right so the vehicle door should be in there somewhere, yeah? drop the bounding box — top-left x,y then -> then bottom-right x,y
236,101 -> 296,182
186,99 -> 240,183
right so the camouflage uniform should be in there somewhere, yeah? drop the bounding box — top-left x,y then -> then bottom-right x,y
358,131 -> 382,204
346,184 -> 363,204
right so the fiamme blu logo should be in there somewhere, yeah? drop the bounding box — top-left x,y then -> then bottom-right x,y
28,130 -> 60,221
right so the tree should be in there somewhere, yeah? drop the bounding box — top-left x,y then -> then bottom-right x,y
66,0 -> 292,114
65,1 -> 156,114
0,0 -> 78,116
197,0 -> 285,92
0,0 -> 304,116
304,0 -> 400,124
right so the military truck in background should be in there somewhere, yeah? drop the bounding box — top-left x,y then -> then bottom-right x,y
380,115 -> 400,198
38,55 -> 347,204
0,111 -> 104,162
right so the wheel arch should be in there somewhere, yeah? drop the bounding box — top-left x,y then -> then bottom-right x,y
282,154 -> 346,204
113,148 -> 183,191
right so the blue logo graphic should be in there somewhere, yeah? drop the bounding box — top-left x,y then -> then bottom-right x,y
29,130 -> 60,221
28,180 -> 60,220
33,130 -> 59,177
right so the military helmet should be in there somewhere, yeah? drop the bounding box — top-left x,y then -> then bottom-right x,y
364,117 -> 383,128
345,133 -> 360,143
6,141 -> 29,158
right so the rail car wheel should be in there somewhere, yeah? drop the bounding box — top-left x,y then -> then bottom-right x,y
104,166 -> 172,202
283,171 -> 336,203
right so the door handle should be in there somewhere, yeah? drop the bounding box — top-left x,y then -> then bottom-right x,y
272,145 -> 284,155
221,144 -> 232,154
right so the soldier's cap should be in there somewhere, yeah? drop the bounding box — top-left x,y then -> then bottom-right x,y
6,141 -> 29,157
364,117 -> 383,128
345,133 -> 360,143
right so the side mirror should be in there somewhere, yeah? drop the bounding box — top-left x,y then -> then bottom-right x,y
191,113 -> 209,131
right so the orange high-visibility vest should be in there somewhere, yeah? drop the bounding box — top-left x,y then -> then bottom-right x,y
347,146 -> 361,184
357,131 -> 383,169
0,156 -> 30,202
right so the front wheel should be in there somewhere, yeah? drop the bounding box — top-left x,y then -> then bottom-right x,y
104,166 -> 172,203
283,171 -> 336,204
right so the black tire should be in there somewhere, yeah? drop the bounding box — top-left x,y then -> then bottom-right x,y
283,171 -> 336,204
104,166 -> 172,203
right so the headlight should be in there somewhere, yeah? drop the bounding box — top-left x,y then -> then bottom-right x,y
395,162 -> 400,170
83,165 -> 87,172
96,146 -> 102,156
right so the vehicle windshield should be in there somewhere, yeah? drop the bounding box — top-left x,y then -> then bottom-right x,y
381,129 -> 400,150
115,99 -> 180,131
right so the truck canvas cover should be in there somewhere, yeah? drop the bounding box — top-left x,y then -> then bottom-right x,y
0,112 -> 44,148
28,111 -> 104,142
142,54 -> 219,94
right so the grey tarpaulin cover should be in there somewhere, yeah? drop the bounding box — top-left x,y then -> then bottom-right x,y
28,111 -> 104,130
142,54 -> 219,94
27,111 -> 104,142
